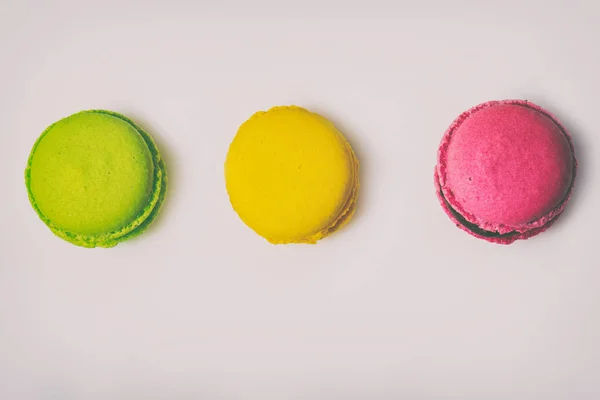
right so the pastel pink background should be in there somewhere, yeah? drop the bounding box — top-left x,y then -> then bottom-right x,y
1,1 -> 598,399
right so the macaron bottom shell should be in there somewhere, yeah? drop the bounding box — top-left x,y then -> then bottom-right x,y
287,143 -> 359,245
26,110 -> 167,248
434,169 -> 559,244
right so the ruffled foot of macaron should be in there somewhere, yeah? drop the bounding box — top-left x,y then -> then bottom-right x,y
435,100 -> 577,244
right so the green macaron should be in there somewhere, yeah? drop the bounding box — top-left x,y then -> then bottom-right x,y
25,110 -> 167,248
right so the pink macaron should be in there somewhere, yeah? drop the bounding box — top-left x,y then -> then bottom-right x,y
435,99 -> 577,244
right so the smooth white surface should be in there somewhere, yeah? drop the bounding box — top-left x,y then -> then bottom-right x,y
1,1 -> 599,399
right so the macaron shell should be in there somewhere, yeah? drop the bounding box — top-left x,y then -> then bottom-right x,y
26,110 -> 166,248
225,106 -> 359,244
437,100 -> 576,237
28,112 -> 155,236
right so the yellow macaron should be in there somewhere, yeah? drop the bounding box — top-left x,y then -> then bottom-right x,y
225,106 -> 359,244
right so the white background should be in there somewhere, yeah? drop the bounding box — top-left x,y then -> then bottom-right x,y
1,1 -> 599,399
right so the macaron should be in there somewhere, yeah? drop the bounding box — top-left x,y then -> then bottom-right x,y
25,110 -> 167,248
435,100 -> 576,244
225,106 -> 359,244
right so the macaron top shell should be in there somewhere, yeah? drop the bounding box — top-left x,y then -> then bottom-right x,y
437,100 -> 576,237
26,110 -> 166,247
225,106 -> 359,244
